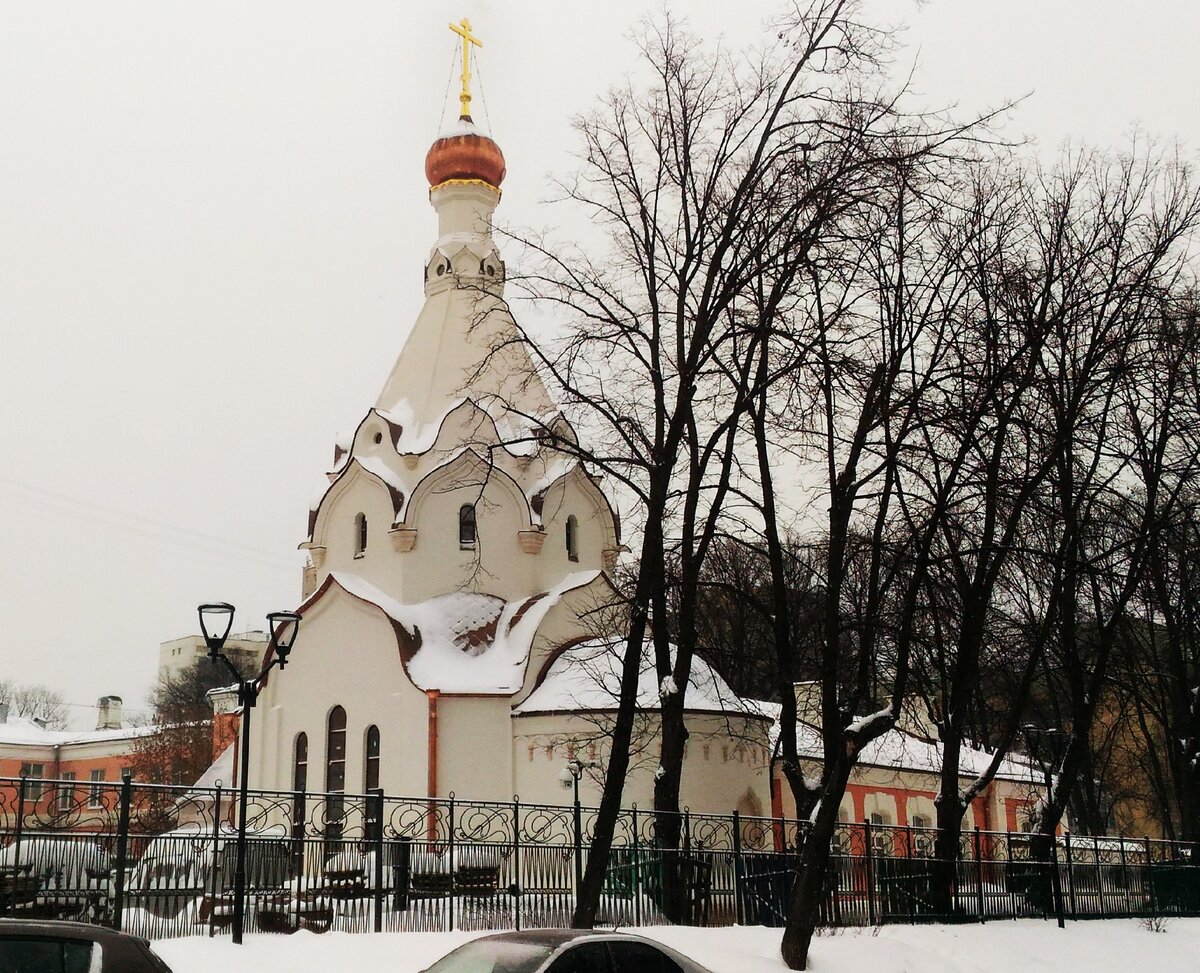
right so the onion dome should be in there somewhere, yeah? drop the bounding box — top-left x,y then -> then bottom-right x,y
425,117 -> 506,191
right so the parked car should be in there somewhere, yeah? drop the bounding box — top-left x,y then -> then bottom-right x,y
0,919 -> 173,972
422,929 -> 714,973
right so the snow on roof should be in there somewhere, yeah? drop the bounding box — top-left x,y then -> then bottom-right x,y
188,743 -> 235,795
329,570 -> 602,693
0,714 -> 155,748
512,638 -> 769,718
772,716 -> 1039,784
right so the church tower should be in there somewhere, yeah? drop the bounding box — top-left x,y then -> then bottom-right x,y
249,23 -> 624,803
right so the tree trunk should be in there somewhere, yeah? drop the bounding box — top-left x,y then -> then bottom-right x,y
781,753 -> 855,970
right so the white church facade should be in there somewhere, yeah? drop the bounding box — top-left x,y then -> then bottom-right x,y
240,72 -> 773,818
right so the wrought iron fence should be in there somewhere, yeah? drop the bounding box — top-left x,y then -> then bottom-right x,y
1,774 -> 1198,940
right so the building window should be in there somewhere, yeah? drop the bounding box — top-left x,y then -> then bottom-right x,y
56,772 -> 76,813
88,770 -> 105,808
19,764 -> 44,801
293,733 -> 309,792
354,513 -> 367,557
364,725 -> 380,792
459,504 -> 476,548
565,515 -> 579,562
911,813 -> 931,830
326,706 -> 347,842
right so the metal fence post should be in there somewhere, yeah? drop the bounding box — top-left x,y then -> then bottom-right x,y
632,805 -> 642,928
974,828 -> 985,922
208,783 -> 222,938
1050,828 -> 1065,928
112,774 -> 133,932
1064,831 -> 1076,918
1117,835 -> 1131,916
732,809 -> 744,927
371,788 -> 384,933
572,792 -> 583,916
1144,836 -> 1156,918
512,797 -> 522,932
1094,834 -> 1106,916
864,818 -> 877,926
9,776 -> 27,921
448,795 -> 456,932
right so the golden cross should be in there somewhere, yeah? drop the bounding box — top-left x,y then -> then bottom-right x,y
448,18 -> 483,119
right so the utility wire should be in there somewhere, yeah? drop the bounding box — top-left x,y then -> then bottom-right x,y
0,476 -> 300,573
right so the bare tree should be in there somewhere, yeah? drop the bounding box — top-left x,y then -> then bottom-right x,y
0,681 -> 69,730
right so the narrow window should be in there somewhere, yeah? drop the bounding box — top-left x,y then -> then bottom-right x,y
293,733 -> 309,792
354,513 -> 367,556
56,772 -> 76,813
19,763 -> 44,801
326,708 -> 346,792
364,725 -> 381,792
326,706 -> 347,843
88,770 -> 105,809
566,514 -> 579,562
459,503 -> 477,548
291,732 -> 309,867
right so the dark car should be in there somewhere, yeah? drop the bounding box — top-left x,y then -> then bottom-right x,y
0,919 -> 172,973
422,929 -> 714,973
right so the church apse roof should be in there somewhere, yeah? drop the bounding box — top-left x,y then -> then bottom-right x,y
319,570 -> 602,694
513,639 -> 770,719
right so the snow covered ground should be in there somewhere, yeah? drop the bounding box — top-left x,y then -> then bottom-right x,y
153,919 -> 1200,972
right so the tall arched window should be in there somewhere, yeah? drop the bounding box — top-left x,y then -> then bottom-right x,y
293,733 -> 308,792
565,515 -> 579,562
326,706 -> 347,841
459,504 -> 477,548
364,725 -> 380,792
354,513 -> 367,556
291,733 -> 308,861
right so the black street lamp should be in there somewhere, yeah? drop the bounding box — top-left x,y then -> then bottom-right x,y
199,602 -> 302,945
559,758 -> 594,910
1022,724 -> 1072,929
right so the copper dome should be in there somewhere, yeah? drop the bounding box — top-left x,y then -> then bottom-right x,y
425,118 -> 506,191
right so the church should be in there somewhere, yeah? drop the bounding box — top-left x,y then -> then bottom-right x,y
239,25 -> 774,819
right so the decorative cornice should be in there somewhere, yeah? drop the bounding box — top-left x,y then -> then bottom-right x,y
390,527 -> 418,552
518,529 -> 546,554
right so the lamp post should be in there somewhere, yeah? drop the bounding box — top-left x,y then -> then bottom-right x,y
1022,724 -> 1072,929
559,758 -> 591,908
199,602 -> 301,945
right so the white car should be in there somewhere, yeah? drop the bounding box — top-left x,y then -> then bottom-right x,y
422,929 -> 714,973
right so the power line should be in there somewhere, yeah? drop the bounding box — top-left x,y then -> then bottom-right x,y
0,475 -> 300,573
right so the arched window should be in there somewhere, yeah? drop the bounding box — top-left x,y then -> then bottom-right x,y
326,706 -> 347,842
459,504 -> 477,548
364,725 -> 380,792
565,514 -> 579,562
293,733 -> 308,792
291,732 -> 308,858
326,707 -> 346,792
354,513 -> 367,557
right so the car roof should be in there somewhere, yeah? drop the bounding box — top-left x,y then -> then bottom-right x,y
0,919 -> 140,944
473,929 -> 660,947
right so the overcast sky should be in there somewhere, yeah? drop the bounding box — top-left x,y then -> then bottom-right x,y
1,0 -> 1196,728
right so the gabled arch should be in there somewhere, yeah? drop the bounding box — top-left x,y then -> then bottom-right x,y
402,447 -> 533,530
310,459 -> 406,545
529,462 -> 621,551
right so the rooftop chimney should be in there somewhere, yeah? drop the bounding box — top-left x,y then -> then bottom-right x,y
96,695 -> 123,731
794,680 -> 823,727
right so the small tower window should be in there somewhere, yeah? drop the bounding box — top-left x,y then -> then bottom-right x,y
459,504 -> 477,548
566,515 -> 579,562
354,513 -> 367,557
